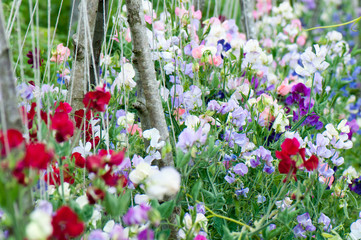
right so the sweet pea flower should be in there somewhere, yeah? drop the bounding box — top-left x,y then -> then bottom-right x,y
50,44 -> 70,64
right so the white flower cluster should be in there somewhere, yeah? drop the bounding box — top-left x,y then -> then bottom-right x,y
129,161 -> 181,201
178,213 -> 208,239
295,44 -> 330,77
25,208 -> 53,240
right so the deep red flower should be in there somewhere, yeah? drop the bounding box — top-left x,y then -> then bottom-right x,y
108,150 -> 125,167
26,48 -> 43,69
74,109 -> 92,129
51,206 -> 84,240
12,160 -> 27,185
23,143 -> 53,170
101,170 -> 121,187
51,112 -> 74,142
27,102 -> 37,129
86,155 -> 105,173
44,164 -> 74,185
55,102 -> 72,114
86,187 -> 105,204
276,138 -> 319,180
0,129 -> 24,155
83,86 -> 111,112
72,152 -> 85,168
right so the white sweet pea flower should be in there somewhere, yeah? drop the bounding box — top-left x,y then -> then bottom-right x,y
103,220 -> 115,233
76,195 -> 89,209
113,63 -> 137,90
350,219 -> 361,240
58,182 -> 71,199
343,166 -> 359,184
337,119 -> 350,133
143,128 -> 165,150
295,44 -> 329,77
134,194 -> 150,205
323,123 -> 339,139
117,112 -> 135,127
185,115 -> 200,130
145,167 -> 181,200
272,110 -> 289,133
72,140 -> 92,157
326,31 -> 343,42
129,162 -> 153,184
26,210 -> 53,240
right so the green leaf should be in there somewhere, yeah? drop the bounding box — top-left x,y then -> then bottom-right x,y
118,190 -> 132,215
157,200 -> 175,219
81,204 -> 94,222
191,179 -> 203,200
104,193 -> 119,217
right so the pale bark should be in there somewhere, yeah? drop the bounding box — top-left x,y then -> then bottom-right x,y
125,0 -> 173,168
0,4 -> 22,131
90,0 -> 109,87
240,0 -> 256,40
69,0 -> 99,111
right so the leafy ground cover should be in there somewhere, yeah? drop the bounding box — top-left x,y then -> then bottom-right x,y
1,0 -> 361,239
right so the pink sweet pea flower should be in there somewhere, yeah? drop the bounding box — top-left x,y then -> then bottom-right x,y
125,28 -> 131,43
50,44 -> 70,64
208,55 -> 223,67
127,124 -> 142,137
192,46 -> 204,59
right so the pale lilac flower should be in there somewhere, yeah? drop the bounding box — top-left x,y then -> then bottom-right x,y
183,85 -> 202,111
207,100 -> 221,111
225,172 -> 235,184
293,224 -> 307,238
297,213 -> 316,231
257,195 -> 266,203
318,213 -> 331,231
88,230 -> 108,240
234,163 -> 248,176
109,224 -> 128,240
235,187 -> 249,198
170,85 -> 184,108
177,128 -> 198,152
331,152 -> 344,166
196,203 -> 206,214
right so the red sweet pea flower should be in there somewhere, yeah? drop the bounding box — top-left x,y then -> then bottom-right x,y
51,206 -> 84,240
83,86 -> 111,112
0,129 -> 24,155
51,112 -> 75,142
108,150 -> 125,167
44,164 -> 74,185
276,138 -> 319,181
55,101 -> 72,114
72,152 -> 86,168
86,155 -> 105,173
23,143 -> 53,170
86,187 -> 105,204
101,170 -> 121,187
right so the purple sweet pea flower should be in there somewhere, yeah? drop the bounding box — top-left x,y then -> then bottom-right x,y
170,85 -> 184,107
138,229 -> 154,240
250,157 -> 260,168
349,177 -> 361,195
123,204 -> 151,225
225,172 -> 236,184
196,203 -> 206,214
183,85 -> 202,111
235,187 -> 249,197
293,224 -> 307,238
297,213 -> 316,231
231,107 -> 248,127
318,213 -> 331,231
207,100 -> 221,111
263,165 -> 275,174
233,163 -> 248,176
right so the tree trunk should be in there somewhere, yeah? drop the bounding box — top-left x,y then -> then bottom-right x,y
89,0 -> 109,87
0,3 -> 23,131
240,0 -> 255,40
125,0 -> 173,169
69,0 -> 99,111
